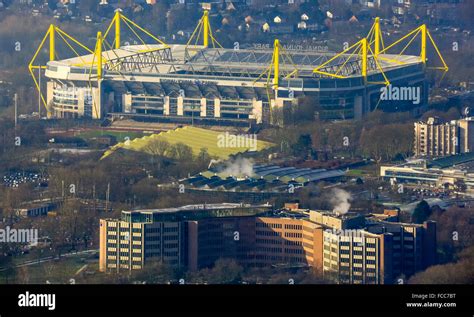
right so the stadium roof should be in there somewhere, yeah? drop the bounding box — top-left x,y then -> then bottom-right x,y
47,44 -> 423,80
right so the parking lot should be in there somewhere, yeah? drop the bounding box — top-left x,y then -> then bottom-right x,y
2,171 -> 49,188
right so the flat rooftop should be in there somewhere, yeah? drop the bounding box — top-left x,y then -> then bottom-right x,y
314,210 -> 363,220
123,202 -> 272,214
117,202 -> 274,223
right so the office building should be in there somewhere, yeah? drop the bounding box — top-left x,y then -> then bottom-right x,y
99,203 -> 272,272
254,215 -> 323,269
99,203 -> 437,284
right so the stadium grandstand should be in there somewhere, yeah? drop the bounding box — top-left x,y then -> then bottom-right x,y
100,126 -> 274,160
30,11 -> 448,125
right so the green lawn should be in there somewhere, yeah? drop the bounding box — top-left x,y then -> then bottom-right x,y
345,169 -> 365,176
0,254 -> 99,284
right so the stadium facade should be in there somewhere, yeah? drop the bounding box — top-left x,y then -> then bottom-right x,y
35,13 -> 446,125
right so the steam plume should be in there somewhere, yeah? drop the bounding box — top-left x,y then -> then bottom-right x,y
220,158 -> 254,177
331,188 -> 352,215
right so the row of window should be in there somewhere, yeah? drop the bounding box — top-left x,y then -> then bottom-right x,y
256,238 -> 281,245
285,232 -> 302,238
284,224 -> 302,230
285,240 -> 302,246
256,230 -> 280,237
285,248 -> 304,255
256,222 -> 282,229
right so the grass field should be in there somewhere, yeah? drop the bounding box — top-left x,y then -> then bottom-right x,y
346,164 -> 379,177
101,126 -> 275,160
0,257 -> 95,284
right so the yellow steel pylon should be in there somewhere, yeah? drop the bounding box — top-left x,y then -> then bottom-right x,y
186,10 -> 222,49
103,10 -> 169,51
377,23 -> 448,72
374,17 -> 381,56
361,38 -> 368,78
28,25 -> 93,115
115,11 -> 121,49
252,39 -> 299,102
96,32 -> 103,81
273,39 -> 279,90
314,19 -> 448,86
49,24 -> 55,61
367,17 -> 385,57
203,10 -> 209,47
313,37 -> 389,85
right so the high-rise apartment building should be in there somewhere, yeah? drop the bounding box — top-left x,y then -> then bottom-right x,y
414,116 -> 474,157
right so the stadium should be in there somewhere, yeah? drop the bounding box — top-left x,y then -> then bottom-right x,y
31,11 -> 448,125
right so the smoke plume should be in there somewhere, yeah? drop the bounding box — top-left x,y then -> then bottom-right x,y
331,188 -> 352,215
220,158 -> 254,177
